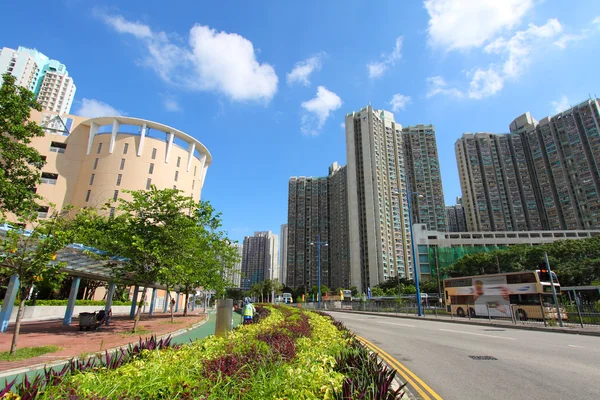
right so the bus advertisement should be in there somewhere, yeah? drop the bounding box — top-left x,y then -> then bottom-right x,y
444,270 -> 567,321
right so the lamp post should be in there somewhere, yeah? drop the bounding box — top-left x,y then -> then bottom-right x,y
392,187 -> 424,317
310,233 -> 328,310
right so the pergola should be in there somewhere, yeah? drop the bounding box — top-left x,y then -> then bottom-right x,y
0,236 -> 199,332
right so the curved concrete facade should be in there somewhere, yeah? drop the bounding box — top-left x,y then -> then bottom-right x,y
23,110 -> 211,221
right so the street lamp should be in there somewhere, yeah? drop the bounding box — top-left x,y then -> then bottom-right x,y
309,233 -> 328,310
392,187 -> 424,317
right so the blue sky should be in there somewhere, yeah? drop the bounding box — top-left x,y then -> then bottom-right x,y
2,0 -> 599,243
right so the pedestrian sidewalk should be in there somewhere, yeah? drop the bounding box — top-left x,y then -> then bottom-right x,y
0,310 -> 211,379
332,309 -> 600,337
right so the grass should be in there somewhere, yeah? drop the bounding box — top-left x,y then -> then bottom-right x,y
120,328 -> 152,337
0,345 -> 62,361
158,320 -> 185,325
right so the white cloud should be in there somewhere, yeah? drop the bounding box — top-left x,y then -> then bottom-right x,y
424,0 -> 534,51
426,76 -> 463,98
551,96 -> 570,114
593,16 -> 600,25
97,12 -> 278,102
467,67 -> 504,99
554,33 -> 587,49
389,94 -> 412,112
286,54 -> 324,86
300,86 -> 342,135
75,99 -> 124,118
163,95 -> 181,112
367,36 -> 403,79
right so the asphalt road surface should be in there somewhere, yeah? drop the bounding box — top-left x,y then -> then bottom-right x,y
328,311 -> 600,400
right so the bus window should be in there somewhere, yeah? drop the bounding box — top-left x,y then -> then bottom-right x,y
507,272 -> 537,284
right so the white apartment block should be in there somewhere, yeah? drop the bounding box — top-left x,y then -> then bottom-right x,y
36,70 -> 76,114
0,47 -> 40,91
346,106 -> 413,293
280,224 -> 288,286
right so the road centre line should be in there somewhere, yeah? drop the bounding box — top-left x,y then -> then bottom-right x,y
439,328 -> 516,340
358,336 -> 443,400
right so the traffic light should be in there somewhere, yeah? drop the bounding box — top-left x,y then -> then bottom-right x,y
538,262 -> 551,282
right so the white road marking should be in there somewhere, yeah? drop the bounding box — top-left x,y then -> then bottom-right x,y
439,328 -> 516,340
568,345 -> 584,348
377,321 -> 416,328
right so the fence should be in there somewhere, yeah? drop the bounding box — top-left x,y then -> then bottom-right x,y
338,299 -> 600,329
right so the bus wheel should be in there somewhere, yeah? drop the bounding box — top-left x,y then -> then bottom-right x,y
457,307 -> 466,317
468,308 -> 476,318
517,309 -> 528,321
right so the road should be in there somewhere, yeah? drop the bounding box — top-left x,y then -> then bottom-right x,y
328,311 -> 600,400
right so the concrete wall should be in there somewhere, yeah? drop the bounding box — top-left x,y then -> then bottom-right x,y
8,305 -> 134,323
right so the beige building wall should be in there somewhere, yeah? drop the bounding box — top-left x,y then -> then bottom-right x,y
11,110 -> 211,226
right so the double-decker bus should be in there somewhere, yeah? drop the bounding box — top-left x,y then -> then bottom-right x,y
443,270 -> 567,321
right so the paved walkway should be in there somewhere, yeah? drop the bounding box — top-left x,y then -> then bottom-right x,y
0,310 -> 211,376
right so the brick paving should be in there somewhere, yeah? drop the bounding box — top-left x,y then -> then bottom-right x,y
0,311 -> 208,374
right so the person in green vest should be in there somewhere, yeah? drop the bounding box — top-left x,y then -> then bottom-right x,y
242,299 -> 256,324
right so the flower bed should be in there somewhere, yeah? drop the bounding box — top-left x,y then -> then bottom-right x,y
3,306 -> 404,399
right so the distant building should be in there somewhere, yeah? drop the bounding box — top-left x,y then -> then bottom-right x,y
241,231 -> 278,290
456,98 -> 600,232
402,125 -> 446,232
328,162 -> 350,290
224,243 -> 243,288
446,197 -> 467,232
280,224 -> 288,286
0,47 -> 76,113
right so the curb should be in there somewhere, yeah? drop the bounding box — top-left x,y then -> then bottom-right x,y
329,310 -> 600,337
0,313 -> 212,381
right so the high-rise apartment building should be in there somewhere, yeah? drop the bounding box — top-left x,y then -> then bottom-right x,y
345,106 -> 413,293
285,162 -> 350,292
457,98 -> 600,231
402,125 -> 446,232
446,198 -> 467,232
224,243 -> 243,288
286,176 -> 330,290
0,47 -> 76,113
241,231 -> 278,290
280,224 -> 288,286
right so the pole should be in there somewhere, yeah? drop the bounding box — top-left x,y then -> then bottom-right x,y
544,252 -> 563,327
406,190 -> 422,316
317,233 -> 321,311
434,247 -> 442,304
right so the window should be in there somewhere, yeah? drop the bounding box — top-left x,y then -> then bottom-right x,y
49,141 -> 67,153
89,174 -> 95,185
97,143 -> 103,154
194,166 -> 197,176
146,178 -> 152,190
85,190 -> 91,202
174,171 -> 179,181
37,206 -> 49,219
116,174 -> 122,186
120,158 -> 125,170
113,190 -> 119,201
109,207 -> 115,218
173,185 -> 177,190
123,143 -> 129,154
40,172 -> 58,185
152,148 -> 157,159
93,158 -> 99,170
192,180 -> 195,190
149,163 -> 154,174
177,156 -> 181,167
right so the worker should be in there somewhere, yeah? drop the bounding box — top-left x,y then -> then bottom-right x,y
242,300 -> 256,325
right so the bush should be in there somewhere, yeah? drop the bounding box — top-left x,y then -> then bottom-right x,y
0,299 -> 132,307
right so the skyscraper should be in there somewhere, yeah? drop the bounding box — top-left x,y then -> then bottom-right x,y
285,162 -> 350,292
0,47 -> 76,114
280,224 -> 288,286
241,231 -> 278,290
345,106 -> 413,293
286,176 -> 329,291
402,125 -> 446,232
224,243 -> 243,288
456,98 -> 600,232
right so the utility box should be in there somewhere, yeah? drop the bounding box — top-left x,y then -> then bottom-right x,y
215,299 -> 233,337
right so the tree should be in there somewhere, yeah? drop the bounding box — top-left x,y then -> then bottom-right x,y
0,73 -> 46,219
0,210 -> 74,354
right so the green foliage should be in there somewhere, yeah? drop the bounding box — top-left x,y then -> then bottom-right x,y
0,345 -> 61,361
0,73 -> 46,218
0,299 -> 132,306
